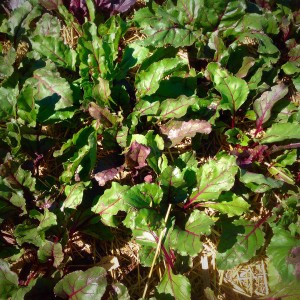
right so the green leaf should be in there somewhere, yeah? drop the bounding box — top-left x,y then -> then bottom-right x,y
207,62 -> 249,114
62,182 -> 86,210
0,86 -> 18,121
38,241 -> 64,268
235,56 -> 256,78
201,192 -> 250,217
0,48 -> 16,80
14,209 -> 57,247
124,183 -> 163,208
185,155 -> 238,208
216,219 -> 265,270
169,210 -> 214,257
32,13 -> 61,38
31,36 -> 77,71
91,183 -> 130,227
17,84 -> 37,127
0,260 -> 18,299
266,227 -> 300,298
134,4 -> 199,48
261,123 -> 300,143
54,267 -> 107,300
239,170 -> 283,193
135,58 -> 186,97
159,95 -> 198,120
156,268 -> 191,300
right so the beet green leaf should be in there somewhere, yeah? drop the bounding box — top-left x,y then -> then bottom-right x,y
185,154 -> 238,208
54,266 -> 107,300
216,219 -> 265,270
156,267 -> 191,300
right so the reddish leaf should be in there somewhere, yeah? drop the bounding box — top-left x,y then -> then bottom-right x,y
94,167 -> 122,186
125,141 -> 151,169
160,120 -> 212,147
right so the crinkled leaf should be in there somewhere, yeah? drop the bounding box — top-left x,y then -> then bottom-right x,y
156,268 -> 191,300
239,170 -> 283,193
4,0 -> 26,10
159,95 -> 198,120
54,267 -> 107,299
160,119 -> 211,147
124,183 -> 163,208
261,123 -> 300,143
133,3 -> 199,48
201,192 -> 250,217
31,36 -> 77,71
38,241 -> 64,268
169,211 -> 214,257
0,260 -> 18,299
185,154 -> 238,208
216,219 -> 265,270
207,62 -> 249,114
125,141 -> 151,169
32,13 -> 61,37
254,84 -> 289,130
135,58 -> 186,97
91,182 -> 130,227
94,167 -> 121,187
17,84 -> 36,127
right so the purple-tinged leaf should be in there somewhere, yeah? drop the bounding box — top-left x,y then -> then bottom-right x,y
94,167 -> 122,186
91,182 -> 130,227
168,211 -> 214,257
184,154 -> 238,209
125,141 -> 151,169
38,241 -> 64,268
88,102 -> 117,127
39,0 -> 63,10
5,0 -> 26,10
160,119 -> 211,147
253,83 -> 289,134
157,266 -> 191,300
95,0 -> 136,14
63,0 -> 88,24
54,266 -> 107,299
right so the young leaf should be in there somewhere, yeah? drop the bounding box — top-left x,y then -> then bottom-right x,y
207,62 -> 249,115
94,167 -> 122,187
54,267 -> 107,299
216,219 -> 265,270
169,210 -> 214,257
253,83 -> 289,132
91,182 -> 130,227
160,119 -> 212,147
185,155 -> 238,208
135,58 -> 186,97
156,267 -> 191,300
0,260 -> 18,299
38,240 -> 64,268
